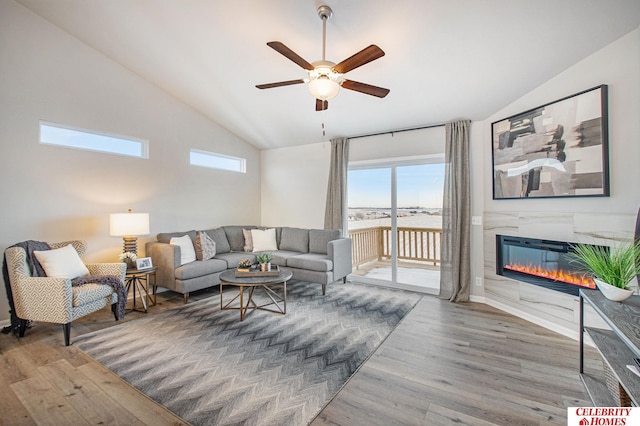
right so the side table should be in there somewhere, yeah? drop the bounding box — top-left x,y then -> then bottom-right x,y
125,267 -> 157,313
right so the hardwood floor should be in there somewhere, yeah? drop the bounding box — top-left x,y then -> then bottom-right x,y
0,285 -> 602,425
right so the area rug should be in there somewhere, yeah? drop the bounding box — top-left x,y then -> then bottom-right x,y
74,280 -> 422,426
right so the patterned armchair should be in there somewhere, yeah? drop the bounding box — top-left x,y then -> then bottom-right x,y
4,240 -> 126,346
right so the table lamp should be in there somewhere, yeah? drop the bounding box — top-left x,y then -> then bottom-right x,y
109,209 -> 150,255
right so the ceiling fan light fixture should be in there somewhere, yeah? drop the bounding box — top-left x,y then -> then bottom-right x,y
308,75 -> 340,100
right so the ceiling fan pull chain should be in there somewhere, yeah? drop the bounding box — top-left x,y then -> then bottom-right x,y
321,108 -> 327,138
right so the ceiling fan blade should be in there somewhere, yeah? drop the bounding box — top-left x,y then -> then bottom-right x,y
342,80 -> 390,98
333,45 -> 385,74
256,79 -> 305,89
267,41 -> 314,70
315,99 -> 328,111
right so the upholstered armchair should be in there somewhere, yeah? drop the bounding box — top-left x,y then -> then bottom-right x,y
4,240 -> 126,346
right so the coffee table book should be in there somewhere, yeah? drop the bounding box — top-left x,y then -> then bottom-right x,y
235,265 -> 280,277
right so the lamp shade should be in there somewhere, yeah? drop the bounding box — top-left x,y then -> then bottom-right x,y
308,76 -> 340,100
109,212 -> 149,236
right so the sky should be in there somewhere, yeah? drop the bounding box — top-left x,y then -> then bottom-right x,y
348,163 -> 445,208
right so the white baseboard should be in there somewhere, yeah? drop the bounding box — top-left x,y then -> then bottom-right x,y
484,297 -> 580,342
469,295 -> 485,303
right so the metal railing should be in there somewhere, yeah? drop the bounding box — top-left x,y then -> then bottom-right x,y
349,226 -> 442,268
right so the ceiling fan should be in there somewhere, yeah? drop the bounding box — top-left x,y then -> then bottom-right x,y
256,4 -> 390,111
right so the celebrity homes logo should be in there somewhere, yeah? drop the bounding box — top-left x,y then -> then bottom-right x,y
568,407 -> 639,425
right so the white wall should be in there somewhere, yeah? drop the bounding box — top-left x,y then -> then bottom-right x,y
260,142 -> 331,228
469,121 -> 486,301
480,28 -> 640,338
349,126 -> 445,161
0,1 -> 261,321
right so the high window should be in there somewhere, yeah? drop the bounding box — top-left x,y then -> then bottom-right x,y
189,149 -> 246,173
39,121 -> 148,158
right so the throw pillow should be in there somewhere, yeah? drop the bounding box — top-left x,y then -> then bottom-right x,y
251,228 -> 278,252
194,231 -> 216,261
170,235 -> 197,265
242,229 -> 254,252
33,244 -> 89,279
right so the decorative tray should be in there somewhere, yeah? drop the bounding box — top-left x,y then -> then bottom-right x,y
235,264 -> 280,277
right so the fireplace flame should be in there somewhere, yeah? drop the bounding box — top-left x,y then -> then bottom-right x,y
504,263 -> 596,289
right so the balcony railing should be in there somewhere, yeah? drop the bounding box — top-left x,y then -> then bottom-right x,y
349,226 -> 442,268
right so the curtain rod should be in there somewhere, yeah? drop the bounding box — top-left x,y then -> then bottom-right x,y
348,123 -> 445,140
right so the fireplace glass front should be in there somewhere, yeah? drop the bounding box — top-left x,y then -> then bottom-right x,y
496,235 -> 602,296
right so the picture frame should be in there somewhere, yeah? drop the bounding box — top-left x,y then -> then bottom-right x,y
136,257 -> 153,270
491,85 -> 609,199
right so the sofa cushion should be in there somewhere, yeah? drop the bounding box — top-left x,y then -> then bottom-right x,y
286,253 -> 333,272
224,226 -> 256,252
170,235 -> 197,265
251,228 -> 278,252
279,227 -> 309,253
215,252 -> 257,269
157,230 -> 197,244
203,228 -> 231,254
175,258 -> 227,280
194,231 -> 216,261
309,229 -> 341,254
270,250 -> 303,267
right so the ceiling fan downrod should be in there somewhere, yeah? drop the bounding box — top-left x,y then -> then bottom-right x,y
317,5 -> 332,61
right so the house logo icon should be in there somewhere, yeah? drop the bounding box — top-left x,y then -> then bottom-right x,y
579,418 -> 589,425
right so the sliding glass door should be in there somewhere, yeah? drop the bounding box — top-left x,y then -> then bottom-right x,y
348,157 -> 444,293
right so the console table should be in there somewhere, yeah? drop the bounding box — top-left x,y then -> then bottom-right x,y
579,289 -> 640,406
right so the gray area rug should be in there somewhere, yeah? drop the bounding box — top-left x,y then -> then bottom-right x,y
75,280 -> 422,425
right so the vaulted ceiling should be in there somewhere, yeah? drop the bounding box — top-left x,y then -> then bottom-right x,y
16,0 -> 640,150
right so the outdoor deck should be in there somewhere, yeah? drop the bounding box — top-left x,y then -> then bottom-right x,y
348,226 -> 442,292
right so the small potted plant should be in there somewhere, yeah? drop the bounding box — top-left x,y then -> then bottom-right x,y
256,252 -> 273,272
238,258 -> 253,272
570,241 -> 640,301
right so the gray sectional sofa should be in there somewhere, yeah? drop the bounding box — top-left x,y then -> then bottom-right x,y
145,226 -> 352,302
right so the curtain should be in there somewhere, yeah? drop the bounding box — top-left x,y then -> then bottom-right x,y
324,137 -> 349,235
439,120 -> 471,302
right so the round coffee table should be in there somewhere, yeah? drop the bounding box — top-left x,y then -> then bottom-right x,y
219,268 -> 293,321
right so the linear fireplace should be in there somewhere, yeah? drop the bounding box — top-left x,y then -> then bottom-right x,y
496,235 -> 605,296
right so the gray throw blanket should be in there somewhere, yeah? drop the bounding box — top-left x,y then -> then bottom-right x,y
2,240 -> 50,335
72,274 -> 127,320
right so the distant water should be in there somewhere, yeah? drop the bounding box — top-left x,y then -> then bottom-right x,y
348,213 -> 442,230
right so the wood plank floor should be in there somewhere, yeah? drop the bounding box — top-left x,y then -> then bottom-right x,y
0,284 -> 602,425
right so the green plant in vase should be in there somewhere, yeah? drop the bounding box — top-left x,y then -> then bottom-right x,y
256,252 -> 273,264
570,241 -> 640,301
256,252 -> 273,271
